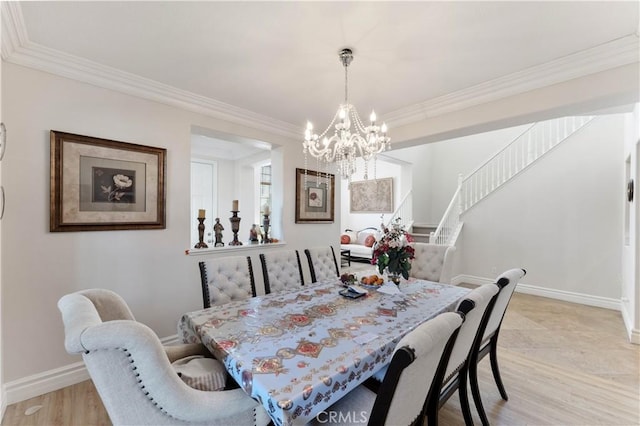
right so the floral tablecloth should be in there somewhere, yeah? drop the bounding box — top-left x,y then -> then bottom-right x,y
179,279 -> 469,426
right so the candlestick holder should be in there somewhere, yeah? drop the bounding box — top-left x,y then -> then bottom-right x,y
262,213 -> 271,243
229,211 -> 243,246
194,217 -> 208,249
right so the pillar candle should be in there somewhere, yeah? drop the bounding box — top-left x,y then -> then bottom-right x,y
232,200 -> 239,211
198,209 -> 205,218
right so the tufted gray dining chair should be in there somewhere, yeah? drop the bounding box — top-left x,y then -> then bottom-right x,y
198,256 -> 256,308
409,243 -> 456,283
304,246 -> 340,283
58,288 -> 271,426
469,268 -> 526,425
259,250 -> 304,294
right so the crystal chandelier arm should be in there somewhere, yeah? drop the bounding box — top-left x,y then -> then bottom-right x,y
349,106 -> 369,134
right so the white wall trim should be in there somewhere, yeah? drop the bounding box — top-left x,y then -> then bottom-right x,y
2,2 -> 638,141
0,4 -> 299,141
162,335 -> 180,346
620,302 -> 640,344
0,2 -> 28,59
1,386 -> 6,423
5,361 -> 89,405
5,41 -> 301,140
383,35 -> 640,127
451,274 -> 622,311
4,334 -> 181,405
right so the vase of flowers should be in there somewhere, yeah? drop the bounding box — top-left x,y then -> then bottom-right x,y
371,218 -> 415,285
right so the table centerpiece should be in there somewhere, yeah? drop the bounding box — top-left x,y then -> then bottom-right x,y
371,218 -> 415,285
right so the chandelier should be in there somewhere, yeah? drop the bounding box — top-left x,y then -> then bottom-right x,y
303,48 -> 390,182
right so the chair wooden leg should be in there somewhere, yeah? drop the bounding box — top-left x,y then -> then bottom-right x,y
489,337 -> 508,401
458,368 -> 474,426
426,410 -> 438,426
425,387 -> 440,426
469,360 -> 490,426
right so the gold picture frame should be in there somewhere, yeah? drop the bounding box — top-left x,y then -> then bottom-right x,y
295,168 -> 335,223
349,177 -> 394,213
50,130 -> 166,232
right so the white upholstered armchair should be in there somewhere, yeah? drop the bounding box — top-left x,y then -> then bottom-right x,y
409,243 -> 456,283
58,289 -> 270,426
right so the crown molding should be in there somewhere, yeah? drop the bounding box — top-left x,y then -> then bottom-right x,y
1,3 -> 300,140
6,41 -> 301,139
2,2 -> 639,137
384,34 -> 640,127
1,1 -> 28,60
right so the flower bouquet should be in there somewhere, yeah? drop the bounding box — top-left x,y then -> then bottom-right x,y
371,218 -> 415,284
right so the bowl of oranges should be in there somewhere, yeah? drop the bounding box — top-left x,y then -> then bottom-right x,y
360,274 -> 385,288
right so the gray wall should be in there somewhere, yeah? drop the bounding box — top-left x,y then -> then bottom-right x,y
395,115 -> 624,299
1,63 -> 341,383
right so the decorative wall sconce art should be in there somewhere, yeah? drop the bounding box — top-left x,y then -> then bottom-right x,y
0,186 -> 4,220
0,122 -> 6,161
0,123 -> 5,220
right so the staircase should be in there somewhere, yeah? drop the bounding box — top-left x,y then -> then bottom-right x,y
386,190 -> 413,230
429,115 -> 595,245
384,195 -> 433,242
411,224 -> 436,242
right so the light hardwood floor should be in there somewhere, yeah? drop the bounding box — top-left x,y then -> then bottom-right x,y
3,268 -> 639,425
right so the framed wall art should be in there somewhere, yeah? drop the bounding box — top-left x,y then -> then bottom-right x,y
295,168 -> 335,223
350,177 -> 394,213
50,130 -> 166,232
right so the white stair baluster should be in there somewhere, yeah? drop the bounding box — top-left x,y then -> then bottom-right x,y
429,116 -> 595,246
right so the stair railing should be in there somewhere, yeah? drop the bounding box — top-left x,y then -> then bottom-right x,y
386,190 -> 413,230
429,178 -> 462,245
430,115 -> 595,245
461,115 -> 594,211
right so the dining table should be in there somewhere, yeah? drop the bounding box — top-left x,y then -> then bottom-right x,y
179,278 -> 470,426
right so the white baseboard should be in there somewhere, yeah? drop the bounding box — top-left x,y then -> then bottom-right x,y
5,361 -> 89,405
451,274 -> 492,286
451,274 -> 621,311
161,334 -> 180,346
620,302 -> 640,345
4,334 -> 181,405
1,385 -> 6,422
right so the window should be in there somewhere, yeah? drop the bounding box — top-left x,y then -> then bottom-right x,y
189,126 -> 277,249
259,164 -> 271,219
191,159 -> 217,247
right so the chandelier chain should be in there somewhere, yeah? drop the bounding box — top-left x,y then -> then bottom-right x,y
344,60 -> 348,104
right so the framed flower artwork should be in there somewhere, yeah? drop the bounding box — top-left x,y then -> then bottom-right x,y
50,130 -> 166,231
295,168 -> 335,223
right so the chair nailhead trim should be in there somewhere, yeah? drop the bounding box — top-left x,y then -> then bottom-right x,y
119,348 -> 177,420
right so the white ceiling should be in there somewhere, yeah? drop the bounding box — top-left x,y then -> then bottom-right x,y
4,1 -> 640,143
